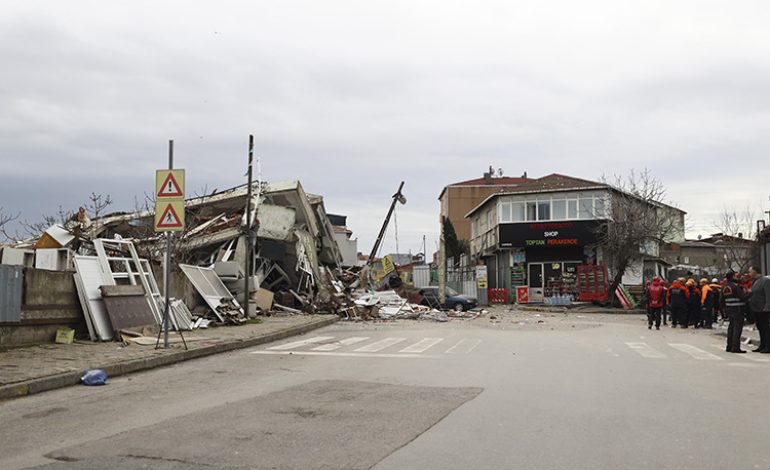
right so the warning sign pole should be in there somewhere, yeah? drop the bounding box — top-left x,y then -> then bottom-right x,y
155,140 -> 188,351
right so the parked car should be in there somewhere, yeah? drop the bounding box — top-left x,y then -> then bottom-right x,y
418,286 -> 478,312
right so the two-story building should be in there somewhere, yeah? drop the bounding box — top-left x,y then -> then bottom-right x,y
466,174 -> 685,302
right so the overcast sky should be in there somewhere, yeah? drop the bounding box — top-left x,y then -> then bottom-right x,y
1,1 -> 769,255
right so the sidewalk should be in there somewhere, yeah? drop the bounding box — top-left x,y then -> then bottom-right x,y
0,314 -> 338,401
713,322 -> 761,347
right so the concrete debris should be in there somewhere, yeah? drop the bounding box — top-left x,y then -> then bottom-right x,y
2,179 -> 471,344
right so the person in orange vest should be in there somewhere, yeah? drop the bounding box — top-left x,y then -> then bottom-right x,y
686,279 -> 702,328
646,277 -> 666,330
700,278 -> 715,329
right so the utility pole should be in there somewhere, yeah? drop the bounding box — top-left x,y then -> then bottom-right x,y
438,217 -> 446,304
367,181 -> 406,265
244,135 -> 254,316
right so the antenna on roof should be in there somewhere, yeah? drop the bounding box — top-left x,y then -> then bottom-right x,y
497,168 -> 504,177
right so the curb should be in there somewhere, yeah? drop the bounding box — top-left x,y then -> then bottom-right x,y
712,329 -> 759,347
0,315 -> 339,401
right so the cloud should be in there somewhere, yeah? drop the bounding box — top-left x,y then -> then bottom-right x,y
1,0 -> 769,252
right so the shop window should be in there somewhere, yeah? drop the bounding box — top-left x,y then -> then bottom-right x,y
578,197 -> 593,219
568,200 -> 578,219
552,200 -> 566,220
512,202 -> 525,222
526,202 -> 537,221
537,201 -> 551,221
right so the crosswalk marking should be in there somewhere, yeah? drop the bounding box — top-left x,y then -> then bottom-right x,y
312,337 -> 370,351
669,343 -> 723,361
446,339 -> 482,354
267,336 -> 335,351
355,337 -> 407,352
400,338 -> 444,353
710,345 -> 770,362
252,351 -> 427,359
625,342 -> 667,358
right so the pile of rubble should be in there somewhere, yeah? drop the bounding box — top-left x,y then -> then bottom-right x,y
0,179 -> 481,343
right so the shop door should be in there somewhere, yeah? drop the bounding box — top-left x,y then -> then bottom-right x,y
528,263 -> 545,303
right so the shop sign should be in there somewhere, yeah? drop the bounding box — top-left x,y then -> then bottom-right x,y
499,220 -> 602,248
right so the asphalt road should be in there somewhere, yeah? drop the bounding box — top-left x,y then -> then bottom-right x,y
3,309 -> 770,470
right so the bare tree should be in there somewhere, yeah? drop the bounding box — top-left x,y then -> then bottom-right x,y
714,206 -> 760,273
0,208 -> 20,243
597,169 -> 683,302
85,192 -> 113,219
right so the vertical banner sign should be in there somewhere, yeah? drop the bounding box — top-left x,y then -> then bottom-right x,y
155,169 -> 186,232
476,265 -> 488,289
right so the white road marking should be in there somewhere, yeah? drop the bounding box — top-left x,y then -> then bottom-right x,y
669,343 -> 723,361
355,337 -> 407,352
311,337 -> 370,351
400,338 -> 444,353
710,345 -> 770,362
446,339 -> 482,354
625,342 -> 667,359
267,336 -> 335,351
251,350 -> 430,359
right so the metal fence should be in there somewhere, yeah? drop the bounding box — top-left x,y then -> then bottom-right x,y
0,265 -> 23,323
446,256 -> 478,299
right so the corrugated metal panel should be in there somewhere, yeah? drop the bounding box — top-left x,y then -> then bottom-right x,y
0,265 -> 23,323
413,266 -> 431,288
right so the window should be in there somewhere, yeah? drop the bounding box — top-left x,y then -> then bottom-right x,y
595,197 -> 606,219
537,201 -> 551,221
568,200 -> 578,219
512,202 -> 525,222
499,201 -> 512,223
526,202 -> 537,221
578,197 -> 593,219
552,200 -> 566,220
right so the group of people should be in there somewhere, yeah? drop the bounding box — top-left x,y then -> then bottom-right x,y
643,266 -> 770,353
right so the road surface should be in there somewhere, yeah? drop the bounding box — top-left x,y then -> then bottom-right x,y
2,309 -> 769,470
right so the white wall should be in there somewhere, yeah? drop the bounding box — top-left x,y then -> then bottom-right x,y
334,232 -> 358,267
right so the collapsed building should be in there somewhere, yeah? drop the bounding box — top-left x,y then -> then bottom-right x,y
1,180 -> 473,346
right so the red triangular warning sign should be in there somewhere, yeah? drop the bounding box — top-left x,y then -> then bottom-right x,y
157,204 -> 184,228
158,173 -> 183,197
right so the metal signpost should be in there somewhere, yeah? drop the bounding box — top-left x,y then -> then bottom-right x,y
154,140 -> 186,349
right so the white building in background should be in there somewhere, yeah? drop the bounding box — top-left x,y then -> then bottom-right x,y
327,214 -> 359,268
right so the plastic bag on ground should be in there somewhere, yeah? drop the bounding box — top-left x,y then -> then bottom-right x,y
81,369 -> 108,386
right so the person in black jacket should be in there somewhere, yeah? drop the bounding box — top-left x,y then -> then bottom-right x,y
667,278 -> 689,328
748,266 -> 770,353
722,271 -> 749,353
686,279 -> 701,328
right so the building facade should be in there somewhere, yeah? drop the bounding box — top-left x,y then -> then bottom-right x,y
439,167 -> 529,241
467,174 -> 685,302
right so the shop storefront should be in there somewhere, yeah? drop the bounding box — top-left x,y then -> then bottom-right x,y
499,221 -> 602,303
